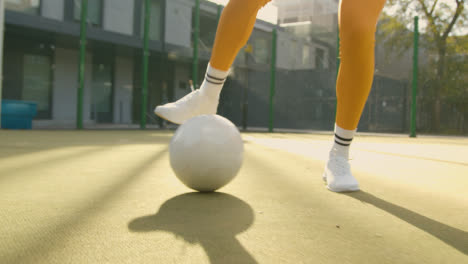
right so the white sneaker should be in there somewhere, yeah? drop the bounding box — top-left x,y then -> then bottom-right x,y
322,156 -> 360,192
154,90 -> 218,125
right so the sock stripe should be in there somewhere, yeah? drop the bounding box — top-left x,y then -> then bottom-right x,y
334,140 -> 350,147
335,134 -> 353,142
206,78 -> 225,85
206,73 -> 226,85
206,73 -> 226,82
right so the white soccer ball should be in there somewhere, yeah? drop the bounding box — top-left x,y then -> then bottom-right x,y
169,115 -> 244,192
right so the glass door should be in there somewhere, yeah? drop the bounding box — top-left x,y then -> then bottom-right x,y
22,54 -> 52,119
91,61 -> 113,123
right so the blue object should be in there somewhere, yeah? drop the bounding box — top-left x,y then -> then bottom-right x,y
1,100 -> 38,129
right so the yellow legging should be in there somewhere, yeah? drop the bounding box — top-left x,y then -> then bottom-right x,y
210,0 -> 386,130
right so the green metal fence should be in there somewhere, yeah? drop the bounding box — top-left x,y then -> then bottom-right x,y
2,0 -> 466,135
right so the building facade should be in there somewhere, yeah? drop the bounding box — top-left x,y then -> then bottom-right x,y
2,0 -> 222,128
2,0 -> 340,130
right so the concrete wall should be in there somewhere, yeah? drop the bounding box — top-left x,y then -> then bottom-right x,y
41,0 -> 64,21
103,0 -> 134,35
113,56 -> 133,124
276,30 -> 329,70
165,0 -> 193,48
51,48 -> 93,126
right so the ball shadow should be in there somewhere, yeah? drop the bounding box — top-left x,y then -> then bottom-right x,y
128,192 -> 257,264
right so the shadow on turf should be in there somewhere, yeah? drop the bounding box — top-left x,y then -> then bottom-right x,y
128,192 -> 257,264
2,147 -> 169,264
345,191 -> 468,255
0,131 -> 172,159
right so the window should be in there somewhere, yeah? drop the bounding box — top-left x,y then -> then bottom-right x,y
198,12 -> 218,50
141,0 -> 162,41
283,17 -> 298,24
253,37 -> 270,65
302,45 -> 310,66
315,47 -> 325,69
289,40 -> 297,66
3,33 -> 54,119
74,0 -> 103,26
5,0 -> 40,15
91,58 -> 113,123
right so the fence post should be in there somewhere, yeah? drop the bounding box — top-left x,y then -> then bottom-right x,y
0,0 -> 4,128
140,0 -> 151,129
192,0 -> 200,89
269,28 -> 277,133
334,26 -> 340,123
77,0 -> 88,129
410,16 -> 419,137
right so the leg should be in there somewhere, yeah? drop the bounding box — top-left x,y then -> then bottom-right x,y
154,0 -> 271,124
336,0 -> 387,130
324,0 -> 386,192
210,0 -> 271,71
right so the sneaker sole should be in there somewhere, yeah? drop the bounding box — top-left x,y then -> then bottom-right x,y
327,185 -> 360,193
323,169 -> 359,192
323,169 -> 360,192
154,110 -> 183,125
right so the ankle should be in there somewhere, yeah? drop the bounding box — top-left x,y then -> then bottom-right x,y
200,81 -> 221,101
200,63 -> 229,100
330,123 -> 356,160
329,144 -> 350,160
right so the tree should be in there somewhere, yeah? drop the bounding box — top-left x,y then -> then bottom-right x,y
384,0 -> 467,132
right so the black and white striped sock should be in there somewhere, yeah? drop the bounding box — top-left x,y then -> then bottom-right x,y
331,124 -> 357,159
200,63 -> 229,100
